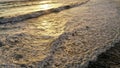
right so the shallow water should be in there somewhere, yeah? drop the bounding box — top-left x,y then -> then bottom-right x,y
0,0 -> 76,64
0,0 -> 62,17
0,0 -> 120,68
0,0 -> 88,65
0,0 -> 84,17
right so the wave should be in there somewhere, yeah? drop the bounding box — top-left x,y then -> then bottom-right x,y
0,1 -> 57,10
0,0 -> 89,24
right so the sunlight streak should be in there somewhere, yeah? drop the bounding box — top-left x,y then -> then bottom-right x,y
39,3 -> 62,10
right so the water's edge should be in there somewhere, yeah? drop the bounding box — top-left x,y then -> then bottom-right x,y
0,0 -> 89,24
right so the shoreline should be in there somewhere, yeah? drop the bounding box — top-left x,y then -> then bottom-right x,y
0,0 -> 89,24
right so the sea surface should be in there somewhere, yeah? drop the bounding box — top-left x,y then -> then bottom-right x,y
0,0 -> 85,18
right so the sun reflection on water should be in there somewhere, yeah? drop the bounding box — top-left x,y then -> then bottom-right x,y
0,1 -> 63,17
40,4 -> 52,10
39,3 -> 62,10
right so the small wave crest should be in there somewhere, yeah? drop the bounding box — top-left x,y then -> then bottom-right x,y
0,0 -> 89,24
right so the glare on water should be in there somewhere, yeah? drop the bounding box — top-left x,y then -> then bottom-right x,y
0,1 -> 63,17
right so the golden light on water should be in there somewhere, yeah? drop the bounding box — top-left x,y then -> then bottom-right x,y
39,1 -> 62,10
40,4 -> 51,10
0,1 -> 63,17
39,4 -> 62,10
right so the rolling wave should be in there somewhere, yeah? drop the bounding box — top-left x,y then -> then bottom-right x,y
0,0 -> 89,24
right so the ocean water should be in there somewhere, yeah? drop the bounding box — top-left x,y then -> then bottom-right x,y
0,0 -> 85,18
0,0 -> 61,17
